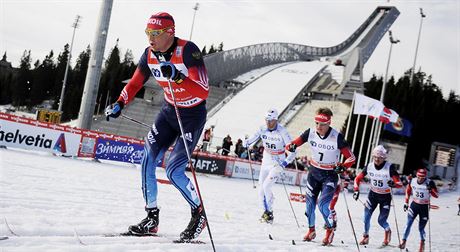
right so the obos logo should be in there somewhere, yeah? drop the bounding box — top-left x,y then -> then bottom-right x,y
310,140 -> 317,147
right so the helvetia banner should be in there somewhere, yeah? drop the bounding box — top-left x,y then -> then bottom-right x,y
0,114 -> 81,155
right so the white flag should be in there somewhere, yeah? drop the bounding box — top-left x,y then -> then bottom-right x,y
353,93 -> 384,117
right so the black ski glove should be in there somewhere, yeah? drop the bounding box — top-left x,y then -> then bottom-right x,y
159,62 -> 184,84
353,191 -> 360,201
387,180 -> 395,188
286,143 -> 297,153
334,164 -> 346,174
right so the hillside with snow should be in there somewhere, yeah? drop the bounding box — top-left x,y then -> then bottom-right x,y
1,148 -> 459,251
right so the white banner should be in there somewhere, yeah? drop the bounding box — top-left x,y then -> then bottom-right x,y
277,169 -> 298,186
353,93 -> 384,117
231,160 -> 261,180
0,118 -> 81,156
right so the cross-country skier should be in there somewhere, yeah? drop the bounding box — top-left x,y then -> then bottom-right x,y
105,12 -> 209,241
286,107 -> 355,245
353,145 -> 402,246
399,168 -> 438,251
244,108 -> 296,224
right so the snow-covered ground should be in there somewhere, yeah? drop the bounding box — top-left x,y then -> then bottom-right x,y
1,148 -> 459,252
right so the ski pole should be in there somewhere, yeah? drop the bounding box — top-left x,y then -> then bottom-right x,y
166,78 -> 216,252
280,173 -> 300,228
246,148 -> 257,189
428,203 -> 431,252
340,180 -> 361,252
390,187 -> 403,252
120,114 -> 151,129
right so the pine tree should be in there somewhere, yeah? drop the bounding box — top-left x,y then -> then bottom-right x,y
98,43 -> 122,114
61,45 -> 91,121
201,46 -> 207,56
30,50 -> 56,105
12,50 -> 32,107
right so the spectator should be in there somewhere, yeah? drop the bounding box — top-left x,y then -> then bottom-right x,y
201,125 -> 214,152
222,135 -> 233,156
235,138 -> 245,157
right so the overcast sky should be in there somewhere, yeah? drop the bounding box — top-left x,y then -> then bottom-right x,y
1,0 -> 459,97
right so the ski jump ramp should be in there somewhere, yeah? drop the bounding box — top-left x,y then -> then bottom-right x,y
207,61 -> 326,142
205,6 -> 400,143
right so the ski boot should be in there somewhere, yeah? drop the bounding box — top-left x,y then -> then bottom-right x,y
359,234 -> 369,245
180,206 -> 207,241
419,240 -> 425,252
303,227 -> 316,241
399,239 -> 407,249
260,210 -> 274,224
322,227 -> 335,245
382,229 -> 391,246
128,207 -> 160,235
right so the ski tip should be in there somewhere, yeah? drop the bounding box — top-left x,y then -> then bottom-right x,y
0,236 -> 9,241
292,240 -> 296,245
268,234 -> 273,240
341,240 -> 344,244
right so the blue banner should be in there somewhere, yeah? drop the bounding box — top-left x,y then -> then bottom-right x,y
95,139 -> 144,164
384,117 -> 413,137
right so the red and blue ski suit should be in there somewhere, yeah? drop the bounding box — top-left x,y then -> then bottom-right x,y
117,37 -> 209,210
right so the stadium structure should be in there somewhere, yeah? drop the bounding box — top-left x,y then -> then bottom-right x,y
91,6 -> 400,158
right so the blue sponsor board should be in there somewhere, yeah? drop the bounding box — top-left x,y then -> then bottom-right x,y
95,138 -> 144,164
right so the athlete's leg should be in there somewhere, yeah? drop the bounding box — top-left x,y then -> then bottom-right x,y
377,196 -> 392,230
418,204 -> 429,241
258,164 -> 271,211
165,106 -> 206,210
262,166 -> 282,212
142,113 -> 177,209
402,202 -> 418,241
317,174 -> 338,228
305,171 -> 321,228
363,194 -> 378,235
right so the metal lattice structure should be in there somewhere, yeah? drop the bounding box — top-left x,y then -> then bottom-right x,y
204,6 -> 400,86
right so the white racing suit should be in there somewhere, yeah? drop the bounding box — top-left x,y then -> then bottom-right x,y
246,124 -> 295,212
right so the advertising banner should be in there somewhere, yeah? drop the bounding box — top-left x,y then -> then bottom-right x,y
277,169 -> 298,186
94,138 -> 144,164
190,154 -> 227,175
231,160 -> 261,180
0,114 -> 81,156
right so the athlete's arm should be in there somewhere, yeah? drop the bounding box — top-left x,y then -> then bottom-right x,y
337,134 -> 356,168
118,48 -> 151,105
389,164 -> 403,188
177,41 -> 208,100
289,129 -> 310,148
428,180 -> 439,198
405,179 -> 413,204
353,166 -> 368,191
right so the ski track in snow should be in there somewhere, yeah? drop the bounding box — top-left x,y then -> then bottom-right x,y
1,148 -> 459,251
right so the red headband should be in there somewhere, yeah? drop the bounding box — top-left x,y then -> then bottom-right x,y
315,114 -> 331,123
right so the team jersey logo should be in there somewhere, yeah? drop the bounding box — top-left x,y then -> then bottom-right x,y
192,51 -> 202,60
153,68 -> 161,77
175,46 -> 182,57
